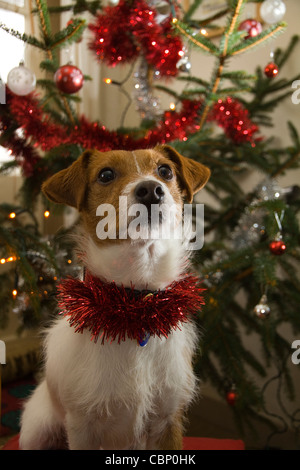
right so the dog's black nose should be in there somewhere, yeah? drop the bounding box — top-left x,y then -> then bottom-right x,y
134,181 -> 165,206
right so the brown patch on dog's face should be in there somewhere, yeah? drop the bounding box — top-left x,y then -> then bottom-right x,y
42,146 -> 210,246
81,149 -> 184,244
86,148 -> 182,208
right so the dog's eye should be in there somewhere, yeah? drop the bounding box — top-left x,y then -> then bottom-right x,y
158,164 -> 173,181
98,168 -> 115,184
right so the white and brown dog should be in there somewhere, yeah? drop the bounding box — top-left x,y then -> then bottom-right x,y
19,145 -> 210,450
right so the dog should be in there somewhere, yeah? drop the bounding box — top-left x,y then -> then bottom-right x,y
19,145 -> 210,450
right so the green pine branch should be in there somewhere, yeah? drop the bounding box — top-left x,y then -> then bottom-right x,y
51,18 -> 87,49
177,75 -> 210,88
172,19 -> 219,55
35,0 -> 53,46
230,22 -> 287,56
182,0 -> 204,22
0,24 -> 45,49
221,71 -> 257,81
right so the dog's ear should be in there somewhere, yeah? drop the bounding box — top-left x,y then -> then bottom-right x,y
42,150 -> 93,210
158,145 -> 210,203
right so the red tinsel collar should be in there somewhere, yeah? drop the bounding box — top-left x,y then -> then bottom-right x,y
57,272 -> 205,346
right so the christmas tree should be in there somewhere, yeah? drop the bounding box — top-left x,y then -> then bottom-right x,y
0,0 -> 299,448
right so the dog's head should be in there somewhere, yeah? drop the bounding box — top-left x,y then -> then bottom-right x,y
42,145 -> 210,245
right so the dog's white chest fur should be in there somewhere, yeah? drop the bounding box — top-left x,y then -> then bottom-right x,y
19,237 -> 198,450
44,315 -> 197,450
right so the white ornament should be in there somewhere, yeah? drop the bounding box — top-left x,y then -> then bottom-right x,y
254,295 -> 271,318
260,0 -> 286,25
149,0 -> 171,24
176,46 -> 191,73
7,62 -> 36,96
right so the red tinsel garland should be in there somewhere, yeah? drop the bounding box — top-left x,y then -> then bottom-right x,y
208,97 -> 259,146
7,92 -> 201,151
88,0 -> 183,77
1,90 -> 260,176
0,88 -> 41,176
57,272 -> 205,344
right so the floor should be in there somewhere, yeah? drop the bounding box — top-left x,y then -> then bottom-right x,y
186,395 -> 299,450
0,363 -> 298,451
1,395 -> 298,450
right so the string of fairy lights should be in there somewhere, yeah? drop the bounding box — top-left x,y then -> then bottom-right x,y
1,209 -> 75,300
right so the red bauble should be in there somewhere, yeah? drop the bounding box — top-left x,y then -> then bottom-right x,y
264,62 -> 279,78
238,19 -> 262,39
226,390 -> 237,406
269,239 -> 286,255
54,65 -> 84,94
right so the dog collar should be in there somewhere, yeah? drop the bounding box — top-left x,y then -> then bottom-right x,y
83,267 -> 160,301
57,271 -> 205,346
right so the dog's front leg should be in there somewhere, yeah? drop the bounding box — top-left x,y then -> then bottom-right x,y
156,419 -> 183,451
147,413 -> 184,451
65,412 -> 102,450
